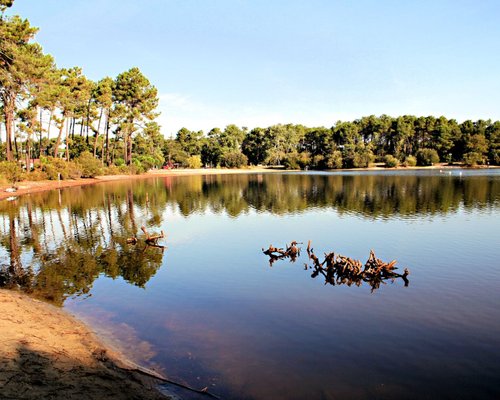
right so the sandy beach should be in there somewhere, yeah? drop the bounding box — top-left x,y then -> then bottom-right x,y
0,289 -> 169,399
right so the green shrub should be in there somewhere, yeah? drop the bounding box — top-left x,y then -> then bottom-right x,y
416,148 -> 439,166
66,161 -> 82,179
26,169 -> 48,181
185,155 -> 202,169
489,149 -> 500,165
76,151 -> 103,178
104,165 -> 121,175
118,165 -> 131,174
384,155 -> 400,168
297,152 -> 312,169
40,157 -> 81,180
42,162 -> 58,180
326,151 -> 343,169
282,152 -> 311,170
282,154 -> 299,170
352,150 -> 374,168
131,159 -> 145,174
463,152 -> 485,167
312,154 -> 325,169
0,161 -> 24,185
134,155 -> 157,171
403,155 -> 417,167
221,151 -> 249,168
114,158 -> 125,167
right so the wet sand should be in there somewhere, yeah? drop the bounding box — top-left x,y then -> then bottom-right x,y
0,289 -> 168,399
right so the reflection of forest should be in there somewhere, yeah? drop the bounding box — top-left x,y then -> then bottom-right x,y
0,173 -> 498,304
0,184 -> 166,305
167,173 -> 499,217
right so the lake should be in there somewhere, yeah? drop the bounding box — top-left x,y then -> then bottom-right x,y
1,170 -> 499,399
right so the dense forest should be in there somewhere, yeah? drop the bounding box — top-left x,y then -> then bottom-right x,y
1,0 -> 499,184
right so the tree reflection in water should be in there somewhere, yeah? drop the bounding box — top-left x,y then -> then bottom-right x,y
0,171 -> 498,304
0,184 -> 166,306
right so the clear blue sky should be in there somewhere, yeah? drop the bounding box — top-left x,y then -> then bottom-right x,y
9,0 -> 500,136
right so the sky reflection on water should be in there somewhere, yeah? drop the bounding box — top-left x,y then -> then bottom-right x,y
1,170 -> 499,399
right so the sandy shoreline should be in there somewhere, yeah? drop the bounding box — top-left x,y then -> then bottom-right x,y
0,289 -> 169,399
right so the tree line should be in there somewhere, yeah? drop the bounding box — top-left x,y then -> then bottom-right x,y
166,116 -> 499,170
1,0 -> 499,183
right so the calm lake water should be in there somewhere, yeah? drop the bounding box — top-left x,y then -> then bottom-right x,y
1,170 -> 500,399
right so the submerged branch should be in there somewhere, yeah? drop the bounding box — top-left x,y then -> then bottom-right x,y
262,240 -> 410,292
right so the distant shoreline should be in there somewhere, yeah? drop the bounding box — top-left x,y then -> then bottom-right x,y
1,164 -> 498,201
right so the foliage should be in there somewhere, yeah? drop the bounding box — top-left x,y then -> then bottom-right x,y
0,161 -> 23,184
403,155 -> 417,167
76,151 -> 102,178
134,155 -> 157,171
0,0 -> 14,12
283,151 -> 311,170
326,151 -> 343,169
25,168 -> 48,181
221,151 -> 248,168
163,139 -> 188,165
343,145 -> 374,168
416,148 -> 440,166
384,155 -> 400,168
130,159 -> 145,174
103,164 -> 121,175
113,67 -> 159,165
40,157 -> 80,180
67,135 -> 92,159
185,155 -> 202,169
463,152 -> 485,167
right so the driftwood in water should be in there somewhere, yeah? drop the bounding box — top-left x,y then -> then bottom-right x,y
262,240 -> 409,292
141,226 -> 165,246
306,242 -> 409,292
126,226 -> 165,248
262,241 -> 301,266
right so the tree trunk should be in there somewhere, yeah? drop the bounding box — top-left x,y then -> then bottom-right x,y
47,109 -> 53,141
85,97 -> 92,144
3,93 -> 15,161
126,117 -> 133,165
65,117 -> 70,160
103,108 -> 110,165
54,116 -> 65,158
93,107 -> 103,157
124,136 -> 128,165
38,107 -> 43,158
5,111 -> 13,161
128,134 -> 133,166
13,125 -> 19,160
